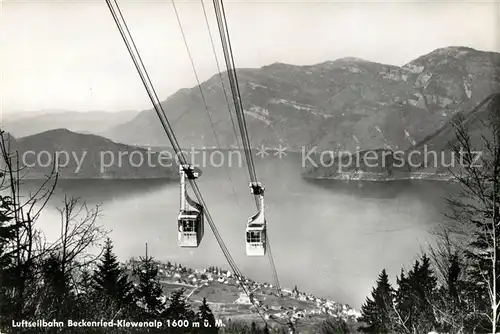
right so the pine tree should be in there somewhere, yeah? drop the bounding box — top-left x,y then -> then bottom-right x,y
358,269 -> 395,333
79,268 -> 94,294
39,253 -> 75,319
394,254 -> 438,333
251,321 -> 257,333
412,254 -> 438,331
292,285 -> 299,297
0,192 -> 15,328
197,297 -> 217,333
75,267 -> 96,319
164,288 -> 195,324
134,245 -> 166,319
92,238 -> 134,316
463,207 -> 500,332
0,191 -> 14,270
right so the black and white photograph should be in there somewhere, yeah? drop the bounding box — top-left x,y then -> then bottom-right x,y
1,0 -> 499,333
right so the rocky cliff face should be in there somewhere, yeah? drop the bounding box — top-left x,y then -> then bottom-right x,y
103,47 -> 499,156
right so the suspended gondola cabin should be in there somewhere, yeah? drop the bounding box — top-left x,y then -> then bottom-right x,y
178,164 -> 204,247
246,182 -> 266,256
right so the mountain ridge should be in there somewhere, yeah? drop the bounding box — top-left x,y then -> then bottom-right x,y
102,46 -> 500,155
5,128 -> 180,180
2,110 -> 140,138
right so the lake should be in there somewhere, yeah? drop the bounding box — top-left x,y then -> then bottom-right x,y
23,151 -> 456,310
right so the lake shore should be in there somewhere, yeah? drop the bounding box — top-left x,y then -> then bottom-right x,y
301,171 -> 455,182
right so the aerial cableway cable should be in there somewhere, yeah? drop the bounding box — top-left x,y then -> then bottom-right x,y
211,0 -> 281,282
199,2 -> 285,320
199,0 -> 248,179
171,0 -> 241,209
105,0 -> 271,327
104,0 -> 272,329
210,0 -> 259,200
209,0 -> 293,329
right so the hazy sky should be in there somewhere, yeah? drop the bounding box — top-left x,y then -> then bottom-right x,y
1,0 -> 499,114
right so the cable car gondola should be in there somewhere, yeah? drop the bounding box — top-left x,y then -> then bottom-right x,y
246,182 -> 266,256
178,164 -> 204,247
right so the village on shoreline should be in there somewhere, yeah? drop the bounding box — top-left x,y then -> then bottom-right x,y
125,259 -> 360,328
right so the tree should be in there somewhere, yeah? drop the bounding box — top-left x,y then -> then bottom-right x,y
164,288 -> 196,333
358,269 -> 395,333
38,252 -> 75,320
0,171 -> 16,327
292,285 -> 299,297
436,93 -> 500,332
0,131 -> 59,325
316,317 -> 350,334
219,321 -> 284,334
197,298 -> 217,332
427,229 -> 474,333
0,131 -> 109,331
40,196 -> 106,321
134,243 -> 166,319
92,238 -> 134,318
164,288 -> 195,324
393,254 -> 438,334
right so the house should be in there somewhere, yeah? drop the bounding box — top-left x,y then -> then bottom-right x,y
234,292 -> 252,305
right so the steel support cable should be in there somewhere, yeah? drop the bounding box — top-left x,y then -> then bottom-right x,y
106,2 -> 271,328
106,0 -> 238,291
202,2 -> 286,327
106,0 -> 243,282
210,1 -> 288,327
199,0 -> 247,179
211,0 -> 258,193
106,0 -> 183,156
106,0 -> 230,293
187,178 -> 276,329
212,0 -> 280,276
171,0 -> 241,210
105,0 -> 271,328
214,0 -> 255,179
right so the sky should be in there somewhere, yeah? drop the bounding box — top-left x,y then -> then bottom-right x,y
1,0 -> 499,115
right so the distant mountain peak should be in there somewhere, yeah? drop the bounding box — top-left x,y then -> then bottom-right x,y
430,46 -> 478,53
46,128 -> 72,134
262,62 -> 297,70
334,57 -> 370,63
3,110 -> 140,138
405,45 -> 493,67
12,128 -> 178,180
45,47 -> 500,158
